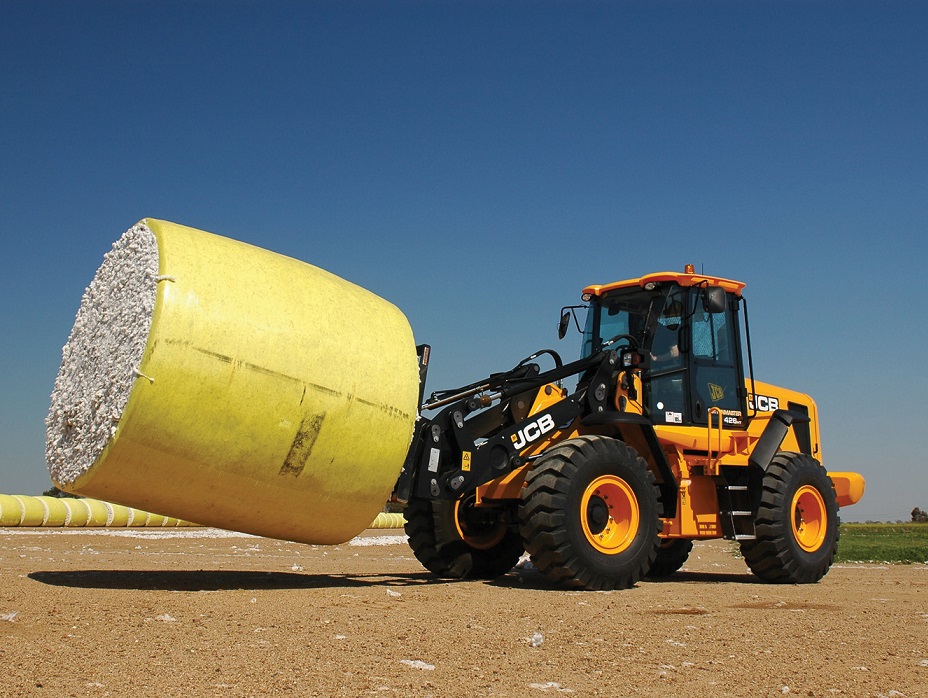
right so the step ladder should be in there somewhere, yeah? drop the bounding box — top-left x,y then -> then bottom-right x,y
716,483 -> 756,541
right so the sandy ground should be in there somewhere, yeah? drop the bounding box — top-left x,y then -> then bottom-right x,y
1,528 -> 925,697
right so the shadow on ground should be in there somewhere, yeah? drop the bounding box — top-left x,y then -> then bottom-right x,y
490,567 -> 759,590
644,570 -> 758,584
29,565 -> 758,593
28,569 -> 445,591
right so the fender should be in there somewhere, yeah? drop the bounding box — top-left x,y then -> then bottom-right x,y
581,411 -> 678,518
828,471 -> 866,507
748,408 -> 811,471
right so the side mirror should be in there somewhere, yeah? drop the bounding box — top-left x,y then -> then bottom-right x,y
558,310 -> 571,339
703,286 -> 727,314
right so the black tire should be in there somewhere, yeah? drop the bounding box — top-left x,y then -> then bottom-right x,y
403,495 -> 524,580
518,435 -> 662,591
740,452 -> 839,584
647,539 -> 694,578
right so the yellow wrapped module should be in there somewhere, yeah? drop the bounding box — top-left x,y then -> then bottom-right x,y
46,219 -> 419,544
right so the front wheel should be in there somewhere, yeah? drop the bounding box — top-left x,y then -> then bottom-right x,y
646,539 -> 694,578
518,435 -> 662,591
404,496 -> 524,580
740,452 -> 839,584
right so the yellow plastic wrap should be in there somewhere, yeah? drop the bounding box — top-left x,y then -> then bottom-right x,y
14,495 -> 45,526
83,498 -> 111,526
36,496 -> 69,526
106,503 -> 132,527
0,494 -> 22,525
62,499 -> 91,527
54,219 -> 418,544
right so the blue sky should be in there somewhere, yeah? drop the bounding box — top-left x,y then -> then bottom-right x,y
1,1 -> 925,522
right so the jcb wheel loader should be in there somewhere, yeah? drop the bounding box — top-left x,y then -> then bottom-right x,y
392,266 -> 865,591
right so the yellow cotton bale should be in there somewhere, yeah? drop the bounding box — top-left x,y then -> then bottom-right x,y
83,498 -> 111,526
106,502 -> 132,527
36,496 -> 69,526
145,512 -> 167,527
0,494 -> 24,525
47,219 -> 418,545
13,495 -> 45,526
370,512 -> 406,529
62,498 -> 91,527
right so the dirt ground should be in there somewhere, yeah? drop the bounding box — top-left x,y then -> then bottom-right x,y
0,528 -> 925,697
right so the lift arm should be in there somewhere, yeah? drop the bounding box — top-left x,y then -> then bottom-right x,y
393,349 -> 622,503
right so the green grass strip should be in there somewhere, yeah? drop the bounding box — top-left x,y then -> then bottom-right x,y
836,523 -> 928,564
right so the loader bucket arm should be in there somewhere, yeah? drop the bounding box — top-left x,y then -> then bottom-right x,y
393,349 -> 621,503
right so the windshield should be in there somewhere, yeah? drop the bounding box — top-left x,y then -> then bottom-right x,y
579,281 -> 745,428
581,286 -> 670,358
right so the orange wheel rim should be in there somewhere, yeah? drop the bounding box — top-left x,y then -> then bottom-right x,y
581,475 -> 639,554
791,485 -> 827,552
454,499 -> 506,550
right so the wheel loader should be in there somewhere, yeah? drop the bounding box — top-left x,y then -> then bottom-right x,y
393,265 -> 865,590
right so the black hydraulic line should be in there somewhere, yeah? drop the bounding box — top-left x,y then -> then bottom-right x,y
496,352 -> 607,400
423,351 -> 606,412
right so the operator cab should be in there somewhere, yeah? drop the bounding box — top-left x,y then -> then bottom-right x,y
576,269 -> 749,430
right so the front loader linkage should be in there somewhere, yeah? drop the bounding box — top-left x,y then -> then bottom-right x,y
393,349 -> 622,503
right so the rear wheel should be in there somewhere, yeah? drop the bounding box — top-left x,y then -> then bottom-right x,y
646,539 -> 694,578
740,452 -> 839,583
518,435 -> 662,591
404,495 -> 524,580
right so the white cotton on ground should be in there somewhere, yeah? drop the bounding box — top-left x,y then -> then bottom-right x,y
45,221 -> 159,485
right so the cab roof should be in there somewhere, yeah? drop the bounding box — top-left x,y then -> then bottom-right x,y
583,270 -> 746,298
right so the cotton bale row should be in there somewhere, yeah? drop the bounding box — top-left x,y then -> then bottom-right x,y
0,494 -> 192,527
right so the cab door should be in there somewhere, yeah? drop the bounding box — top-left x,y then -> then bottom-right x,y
645,287 -> 745,428
684,290 -> 745,428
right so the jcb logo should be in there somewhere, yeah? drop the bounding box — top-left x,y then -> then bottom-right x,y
511,414 -> 556,450
709,383 -> 725,402
749,394 -> 779,412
